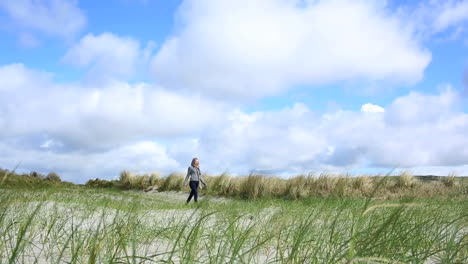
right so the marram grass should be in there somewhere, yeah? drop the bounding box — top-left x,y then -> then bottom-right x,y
112,170 -> 468,200
0,183 -> 467,263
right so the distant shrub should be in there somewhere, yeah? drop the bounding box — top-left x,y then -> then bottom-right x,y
46,172 -> 61,182
120,171 -> 154,189
85,178 -> 114,188
30,171 -> 45,179
0,168 -> 75,188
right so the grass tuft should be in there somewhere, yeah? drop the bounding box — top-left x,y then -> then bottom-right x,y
441,173 -> 458,187
396,170 -> 418,188
159,173 -> 184,191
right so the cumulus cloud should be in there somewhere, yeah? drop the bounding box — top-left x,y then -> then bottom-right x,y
403,0 -> 468,39
361,103 -> 385,113
0,63 -> 51,91
63,33 -> 156,80
167,88 -> 468,175
2,62 -> 468,181
0,63 -> 227,150
384,86 -> 460,125
179,103 -> 329,174
433,0 -> 468,33
0,0 -> 86,40
152,0 -> 431,99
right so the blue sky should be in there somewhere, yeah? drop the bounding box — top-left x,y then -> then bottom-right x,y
0,0 -> 468,183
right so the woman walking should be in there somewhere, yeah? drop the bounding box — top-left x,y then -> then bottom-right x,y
183,158 -> 207,203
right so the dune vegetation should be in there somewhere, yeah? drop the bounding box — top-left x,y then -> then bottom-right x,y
0,168 -> 467,263
86,170 -> 468,200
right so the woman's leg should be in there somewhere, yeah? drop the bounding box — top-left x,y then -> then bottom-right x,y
187,181 -> 197,203
193,181 -> 199,202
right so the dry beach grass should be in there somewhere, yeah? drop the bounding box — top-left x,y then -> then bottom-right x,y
108,170 -> 468,200
0,169 -> 467,263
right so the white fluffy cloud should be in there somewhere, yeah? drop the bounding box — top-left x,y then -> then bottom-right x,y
0,63 -> 227,150
0,0 -> 86,40
63,33 -> 156,79
0,63 -> 51,91
385,86 -> 460,125
433,0 -> 468,33
403,0 -> 468,39
152,0 -> 431,99
1,63 -> 468,181
168,88 -> 468,175
361,103 -> 385,113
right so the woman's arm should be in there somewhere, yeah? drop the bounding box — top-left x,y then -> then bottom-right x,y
200,174 -> 207,186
